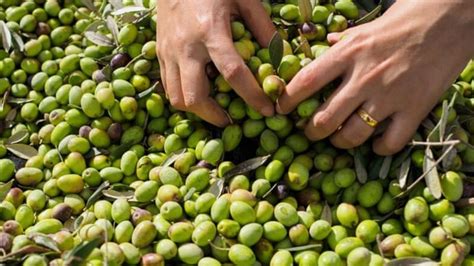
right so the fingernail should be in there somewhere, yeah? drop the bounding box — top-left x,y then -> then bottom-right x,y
262,106 -> 274,117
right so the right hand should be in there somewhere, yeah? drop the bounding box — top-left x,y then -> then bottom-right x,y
156,0 -> 275,127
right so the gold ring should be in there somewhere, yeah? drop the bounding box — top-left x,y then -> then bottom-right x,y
357,108 -> 378,128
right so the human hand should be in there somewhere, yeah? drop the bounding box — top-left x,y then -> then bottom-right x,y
156,0 -> 275,127
277,1 -> 474,155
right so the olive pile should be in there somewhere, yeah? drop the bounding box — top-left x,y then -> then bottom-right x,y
0,0 -> 474,265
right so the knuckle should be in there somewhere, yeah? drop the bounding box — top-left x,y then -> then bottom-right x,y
169,96 -> 185,110
313,111 -> 333,132
221,62 -> 244,81
183,95 -> 199,109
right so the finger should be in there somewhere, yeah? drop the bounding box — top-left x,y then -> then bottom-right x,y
276,44 -> 349,114
373,112 -> 420,155
304,79 -> 365,141
164,62 -> 185,110
207,33 -> 274,116
180,59 -> 230,127
330,101 -> 393,149
158,58 -> 167,92
327,32 -> 345,45
237,0 -> 276,47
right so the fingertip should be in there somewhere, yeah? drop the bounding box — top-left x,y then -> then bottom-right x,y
275,97 -> 292,115
261,105 -> 275,117
327,33 -> 343,45
304,124 -> 323,142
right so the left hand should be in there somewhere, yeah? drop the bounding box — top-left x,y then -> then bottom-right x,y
276,0 -> 474,155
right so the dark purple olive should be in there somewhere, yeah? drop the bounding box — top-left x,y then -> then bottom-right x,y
300,22 -> 318,40
79,126 -> 92,139
275,183 -> 289,200
296,188 -> 320,206
92,69 -> 108,83
110,53 -> 131,70
9,155 -> 26,170
206,62 -> 219,79
348,20 -> 356,28
462,183 -> 474,198
51,203 -> 73,223
196,160 -> 212,169
36,22 -> 51,36
0,233 -> 13,253
107,123 -> 123,142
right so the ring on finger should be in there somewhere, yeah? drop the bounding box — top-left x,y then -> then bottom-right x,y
356,108 -> 379,128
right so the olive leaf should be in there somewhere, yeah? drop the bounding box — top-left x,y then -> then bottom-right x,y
385,257 -> 439,266
379,156 -> 392,180
8,98 -> 33,104
161,148 -> 187,167
0,180 -> 13,201
84,20 -> 104,33
103,188 -> 135,200
84,31 -> 114,47
134,0 -> 144,7
109,142 -> 133,160
298,0 -> 313,22
109,0 -> 123,10
106,16 -> 119,46
438,100 -> 449,142
85,181 -> 110,209
208,178 -> 225,198
1,88 -> 9,111
354,148 -> 367,184
442,145 -> 458,170
183,187 -> 196,201
368,156 -> 384,180
63,238 -> 101,266
355,4 -> 381,25
11,32 -> 24,52
423,147 -> 442,199
279,243 -> 322,252
222,155 -> 271,180
137,82 -> 159,99
376,233 -> 385,258
6,130 -> 29,145
325,12 -> 335,27
354,0 -> 377,12
297,30 -> 313,59
268,31 -> 284,69
73,215 -> 85,232
111,6 -> 148,16
80,0 -> 97,12
397,143 -> 456,198
6,144 -> 38,160
0,21 -> 12,52
0,245 -> 52,262
321,201 -> 332,225
27,233 -> 61,252
398,156 -> 411,189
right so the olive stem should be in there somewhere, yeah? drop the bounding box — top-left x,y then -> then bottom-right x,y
409,140 -> 460,146
125,53 -> 146,68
